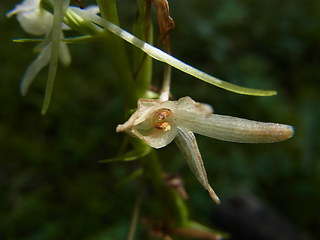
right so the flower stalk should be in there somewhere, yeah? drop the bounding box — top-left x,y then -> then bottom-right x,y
42,0 -> 70,114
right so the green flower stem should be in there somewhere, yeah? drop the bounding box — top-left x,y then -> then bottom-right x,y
132,0 -> 153,98
127,190 -> 142,240
41,0 -> 68,114
140,149 -> 189,227
96,0 -> 137,107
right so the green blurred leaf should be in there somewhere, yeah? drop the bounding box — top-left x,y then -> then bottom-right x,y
99,147 -> 151,163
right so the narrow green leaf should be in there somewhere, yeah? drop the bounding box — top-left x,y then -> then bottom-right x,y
115,168 -> 143,188
62,35 -> 99,44
14,35 -> 101,44
98,147 -> 151,163
41,0 -> 70,114
71,8 -> 277,96
13,38 -> 47,43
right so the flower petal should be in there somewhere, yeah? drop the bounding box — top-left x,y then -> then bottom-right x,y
133,124 -> 177,149
176,96 -> 213,118
20,43 -> 51,95
117,99 -> 178,149
59,33 -> 71,66
178,113 -> 294,143
116,99 -> 161,133
84,5 -> 100,15
9,0 -> 53,35
175,128 -> 220,204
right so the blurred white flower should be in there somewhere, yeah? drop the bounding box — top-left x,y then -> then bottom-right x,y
117,96 -> 294,203
7,0 -> 70,95
7,0 -> 100,96
7,0 -> 53,35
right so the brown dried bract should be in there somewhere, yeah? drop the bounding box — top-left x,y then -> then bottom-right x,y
73,0 -> 84,9
151,0 -> 175,52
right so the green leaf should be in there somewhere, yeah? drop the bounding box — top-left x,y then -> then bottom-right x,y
13,35 -> 101,44
98,147 -> 151,163
182,220 -> 229,239
115,168 -> 143,188
41,0 -> 70,114
62,35 -> 100,44
71,8 -> 277,96
13,38 -> 48,43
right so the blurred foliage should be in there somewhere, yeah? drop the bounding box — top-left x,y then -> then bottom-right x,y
1,0 -> 320,239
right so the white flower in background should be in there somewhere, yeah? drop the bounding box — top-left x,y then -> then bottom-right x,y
7,0 -> 53,35
7,0 -> 100,96
117,97 -> 294,203
7,0 -> 70,95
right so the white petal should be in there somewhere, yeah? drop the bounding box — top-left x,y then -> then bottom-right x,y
178,113 -> 294,143
117,98 -> 177,131
177,96 -> 213,115
175,97 -> 213,123
7,0 -> 39,18
133,124 -> 177,149
116,99 -> 161,133
20,43 -> 51,95
117,99 -> 178,149
59,34 -> 71,66
84,5 -> 100,15
17,8 -> 53,35
175,128 -> 220,204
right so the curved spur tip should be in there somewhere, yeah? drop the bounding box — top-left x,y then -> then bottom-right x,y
208,187 -> 221,204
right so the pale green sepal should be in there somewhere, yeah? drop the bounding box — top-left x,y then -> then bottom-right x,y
179,113 -> 294,143
72,9 -> 276,96
98,147 -> 151,163
175,128 -> 220,204
20,43 -> 51,96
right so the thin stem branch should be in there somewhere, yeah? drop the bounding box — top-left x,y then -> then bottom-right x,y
127,190 -> 142,240
159,64 -> 171,101
42,0 -> 70,114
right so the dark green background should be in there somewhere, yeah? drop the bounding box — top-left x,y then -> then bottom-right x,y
1,0 -> 319,239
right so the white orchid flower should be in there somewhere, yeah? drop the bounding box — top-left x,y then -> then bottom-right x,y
116,97 -> 294,203
7,0 -> 70,96
7,0 -> 53,35
7,0 -> 100,113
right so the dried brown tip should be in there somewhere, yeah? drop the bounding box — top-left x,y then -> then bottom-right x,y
208,186 -> 221,204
